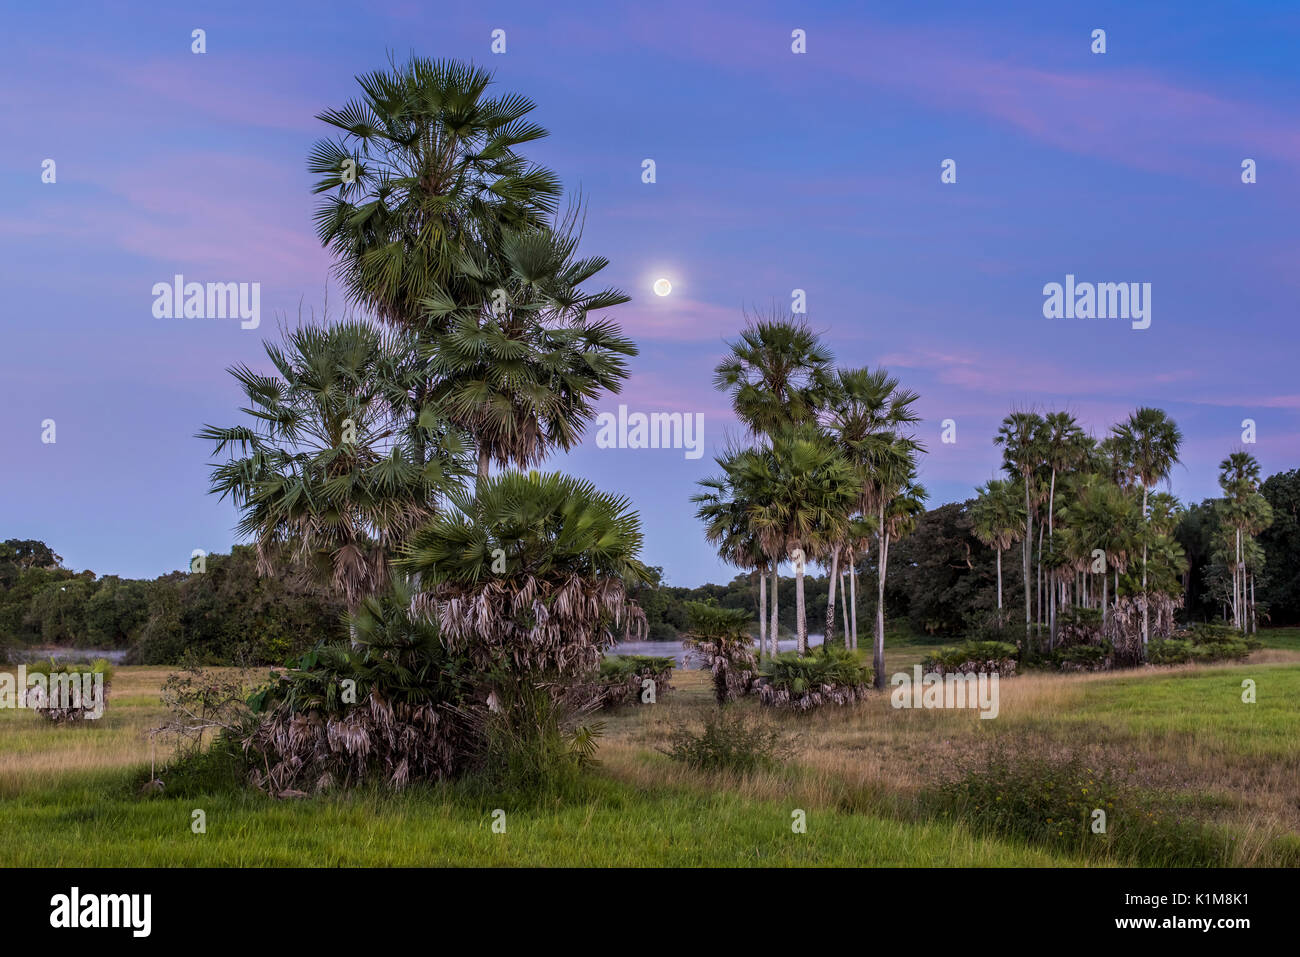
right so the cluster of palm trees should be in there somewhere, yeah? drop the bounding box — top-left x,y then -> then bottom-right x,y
1213,452 -> 1272,632
971,407 -> 1186,659
199,58 -> 654,784
692,313 -> 924,689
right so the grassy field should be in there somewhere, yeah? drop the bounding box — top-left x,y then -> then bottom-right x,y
2,634 -> 1298,866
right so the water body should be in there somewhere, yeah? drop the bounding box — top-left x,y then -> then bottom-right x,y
14,648 -> 128,664
609,634 -> 825,667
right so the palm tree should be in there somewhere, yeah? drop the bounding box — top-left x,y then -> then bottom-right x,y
309,56 -> 560,331
729,428 -> 860,655
1114,408 -> 1183,656
310,57 -> 563,475
198,320 -> 468,616
399,469 -> 650,678
713,311 -> 833,438
421,214 -> 635,486
681,601 -> 757,704
1061,477 -> 1135,632
970,478 -> 1026,624
1041,412 -> 1085,648
825,367 -> 922,655
995,412 -> 1045,646
693,472 -> 770,658
1218,451 -> 1264,630
710,316 -> 834,656
871,461 -> 926,686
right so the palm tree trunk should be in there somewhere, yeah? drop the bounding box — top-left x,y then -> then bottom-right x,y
1250,573 -> 1257,634
824,546 -> 840,650
1048,470 -> 1057,649
770,566 -> 780,658
1023,481 -> 1033,647
850,562 -> 859,650
874,525 -> 889,690
1036,524 -> 1044,634
1141,484 -> 1149,656
477,445 -> 490,491
1101,569 -> 1109,634
795,562 -> 807,656
840,570 -> 851,650
996,548 -> 1003,623
758,570 -> 768,661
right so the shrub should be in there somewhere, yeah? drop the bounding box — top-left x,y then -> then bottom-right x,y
1149,627 -> 1256,665
588,654 -> 674,708
921,641 -> 1018,676
1053,642 -> 1112,672
243,581 -> 476,794
661,708 -> 792,773
22,657 -> 114,722
931,751 -> 1231,866
756,647 -> 872,711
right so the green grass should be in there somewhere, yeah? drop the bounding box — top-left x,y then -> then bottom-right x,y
0,769 -> 1076,867
1257,626 -> 1300,652
2,652 -> 1298,866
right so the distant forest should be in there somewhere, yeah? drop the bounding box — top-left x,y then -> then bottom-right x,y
4,467 -> 1300,665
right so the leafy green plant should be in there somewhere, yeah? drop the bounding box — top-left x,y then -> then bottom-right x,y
921,641 -> 1018,673
756,647 -> 872,710
661,708 -> 792,773
930,751 -> 1231,866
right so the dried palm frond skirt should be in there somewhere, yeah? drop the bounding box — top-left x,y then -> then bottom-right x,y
244,692 -> 468,795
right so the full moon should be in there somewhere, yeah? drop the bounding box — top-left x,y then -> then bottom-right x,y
653,278 -> 672,297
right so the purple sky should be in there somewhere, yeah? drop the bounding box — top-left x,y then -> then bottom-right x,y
3,0 -> 1299,586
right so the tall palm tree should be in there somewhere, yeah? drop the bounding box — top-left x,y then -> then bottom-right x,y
1218,451 -> 1263,630
729,428 -> 860,655
693,472 -> 770,658
995,412 -> 1045,646
710,316 -> 834,655
1041,412 -> 1085,648
713,312 -> 833,438
198,320 -> 469,615
970,478 -> 1026,625
310,56 -> 560,331
826,367 -> 922,656
868,439 -> 925,687
1114,408 -> 1183,655
1061,477 -> 1135,632
420,214 -> 635,486
310,57 -> 564,474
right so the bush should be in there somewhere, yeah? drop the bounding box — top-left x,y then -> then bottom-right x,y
930,751 -> 1231,866
22,657 -> 114,722
244,581 -> 477,794
681,601 -> 756,704
661,708 -> 792,773
1053,642 -> 1112,672
921,641 -> 1018,675
589,654 -> 674,708
1149,626 -> 1257,665
756,647 -> 872,711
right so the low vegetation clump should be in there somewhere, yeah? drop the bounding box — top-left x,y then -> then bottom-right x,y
1148,623 -> 1260,665
929,751 -> 1233,866
1052,643 -> 1112,672
921,641 -> 1018,676
22,657 -> 114,722
757,648 -> 872,711
661,707 -> 793,773
592,655 -> 674,708
242,582 -> 476,795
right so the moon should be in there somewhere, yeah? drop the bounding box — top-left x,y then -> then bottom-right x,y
652,278 -> 672,297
